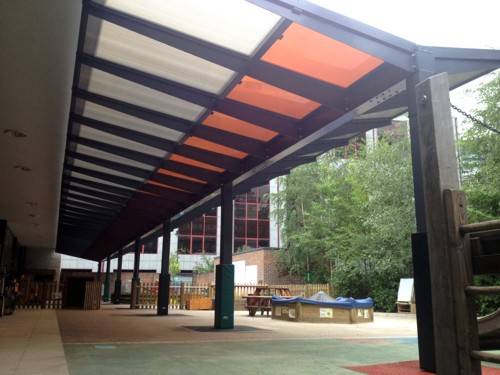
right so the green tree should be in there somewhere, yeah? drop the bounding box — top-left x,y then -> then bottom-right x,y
274,136 -> 415,311
193,255 -> 214,274
169,254 -> 180,277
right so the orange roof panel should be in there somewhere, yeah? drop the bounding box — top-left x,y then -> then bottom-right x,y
157,168 -> 206,184
203,111 -> 278,142
261,23 -> 383,88
169,154 -> 225,173
226,76 -> 320,119
184,136 -> 247,159
146,180 -> 189,193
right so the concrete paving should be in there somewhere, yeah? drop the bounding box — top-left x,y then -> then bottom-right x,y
0,309 -> 69,375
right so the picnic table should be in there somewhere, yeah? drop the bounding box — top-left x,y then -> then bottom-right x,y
242,287 -> 292,316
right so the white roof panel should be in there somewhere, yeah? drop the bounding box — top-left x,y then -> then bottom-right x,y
95,0 -> 282,55
72,159 -> 145,182
84,16 -> 236,94
78,125 -> 168,158
82,100 -> 184,142
75,144 -> 155,171
80,66 -> 205,121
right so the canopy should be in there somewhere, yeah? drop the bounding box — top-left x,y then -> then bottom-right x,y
57,0 -> 500,260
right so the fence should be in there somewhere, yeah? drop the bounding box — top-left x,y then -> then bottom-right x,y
83,281 -> 102,310
137,282 -> 213,310
17,281 -> 62,309
136,282 -> 330,310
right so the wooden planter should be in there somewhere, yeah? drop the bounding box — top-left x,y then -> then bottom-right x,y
186,297 -> 213,310
272,302 -> 373,324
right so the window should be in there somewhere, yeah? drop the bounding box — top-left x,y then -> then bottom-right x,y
175,212 -> 217,254
233,184 -> 270,252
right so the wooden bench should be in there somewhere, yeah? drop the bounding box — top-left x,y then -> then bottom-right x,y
243,287 -> 292,316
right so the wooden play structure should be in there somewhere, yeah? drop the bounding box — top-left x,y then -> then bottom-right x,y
242,286 -> 292,316
444,191 -> 500,369
411,73 -> 500,373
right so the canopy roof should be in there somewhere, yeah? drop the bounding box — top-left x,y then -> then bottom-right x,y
58,0 -> 500,260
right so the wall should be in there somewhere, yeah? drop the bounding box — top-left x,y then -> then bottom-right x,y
24,247 -> 61,282
214,248 -> 303,285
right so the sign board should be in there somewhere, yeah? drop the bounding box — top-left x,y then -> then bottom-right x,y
320,308 -> 333,318
288,308 -> 296,319
397,278 -> 414,302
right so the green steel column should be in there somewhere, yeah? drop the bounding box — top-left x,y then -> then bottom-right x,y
103,256 -> 111,302
157,219 -> 171,316
214,183 -> 234,329
130,240 -> 141,308
113,249 -> 123,304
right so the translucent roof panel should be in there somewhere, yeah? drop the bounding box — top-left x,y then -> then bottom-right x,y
82,100 -> 184,142
79,66 -> 205,121
157,169 -> 206,184
70,172 -> 136,191
146,180 -> 189,193
84,16 -> 236,94
75,144 -> 155,171
227,76 -> 321,119
69,181 -> 130,198
261,23 -> 383,88
95,0 -> 282,55
72,159 -> 145,182
168,154 -> 225,173
78,125 -> 168,157
183,137 -> 247,159
67,189 -> 120,203
202,112 -> 278,142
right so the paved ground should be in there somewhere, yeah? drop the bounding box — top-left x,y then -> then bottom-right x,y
1,305 -> 499,374
0,309 -> 68,375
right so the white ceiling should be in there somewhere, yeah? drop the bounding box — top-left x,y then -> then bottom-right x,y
0,1 -> 81,248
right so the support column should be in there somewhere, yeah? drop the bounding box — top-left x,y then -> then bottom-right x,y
97,260 -> 102,281
103,256 -> 111,302
130,240 -> 141,308
406,48 -> 437,373
214,183 -> 234,329
113,249 -> 123,304
415,73 -> 476,374
157,220 -> 171,316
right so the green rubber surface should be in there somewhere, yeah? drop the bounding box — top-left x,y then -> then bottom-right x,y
64,337 -> 419,375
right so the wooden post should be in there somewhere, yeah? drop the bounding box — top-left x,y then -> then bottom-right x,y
407,61 -> 437,372
415,72 -> 478,374
180,282 -> 185,309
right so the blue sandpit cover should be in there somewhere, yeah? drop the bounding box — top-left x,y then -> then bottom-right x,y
272,291 -> 373,309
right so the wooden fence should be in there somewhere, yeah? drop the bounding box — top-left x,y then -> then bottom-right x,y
136,282 -> 330,310
17,281 -> 62,309
83,281 -> 102,310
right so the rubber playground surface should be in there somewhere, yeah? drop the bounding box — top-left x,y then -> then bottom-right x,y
58,306 -> 500,375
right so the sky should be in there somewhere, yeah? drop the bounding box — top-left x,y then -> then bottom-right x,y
310,0 -> 500,130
